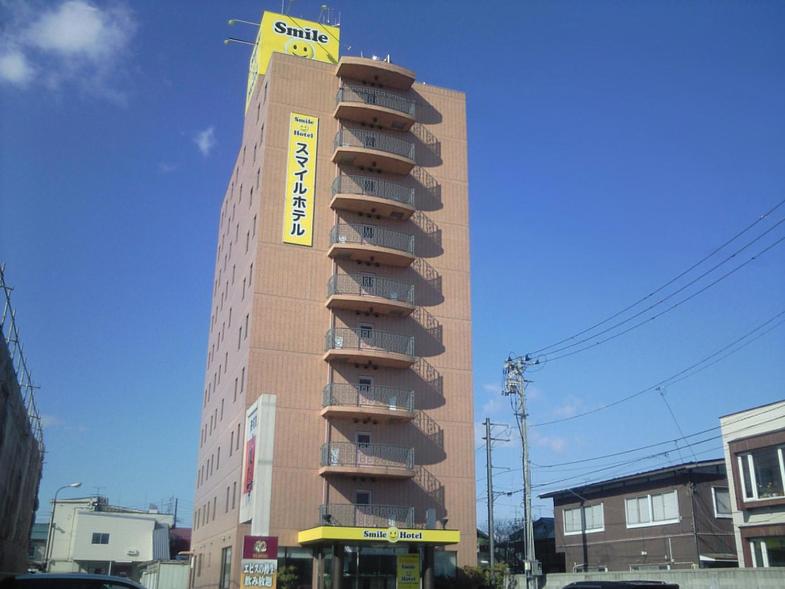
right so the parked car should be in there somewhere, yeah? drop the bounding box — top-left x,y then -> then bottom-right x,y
0,574 -> 146,589
563,582 -> 679,589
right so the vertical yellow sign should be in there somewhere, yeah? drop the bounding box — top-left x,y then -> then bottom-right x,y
282,112 -> 318,246
396,554 -> 420,589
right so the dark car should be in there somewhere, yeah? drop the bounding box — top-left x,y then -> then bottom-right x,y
0,574 -> 146,589
563,582 -> 679,589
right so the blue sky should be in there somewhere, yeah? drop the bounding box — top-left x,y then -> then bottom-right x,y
1,0 -> 783,529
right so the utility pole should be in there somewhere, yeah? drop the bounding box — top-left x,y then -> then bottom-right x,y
483,419 -> 510,580
503,356 -> 537,589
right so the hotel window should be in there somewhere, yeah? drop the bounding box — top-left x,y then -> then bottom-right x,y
355,490 -> 372,505
563,504 -> 604,535
91,533 -> 110,544
219,547 -> 232,589
625,490 -> 679,527
738,446 -> 785,501
712,487 -> 732,518
750,537 -> 785,567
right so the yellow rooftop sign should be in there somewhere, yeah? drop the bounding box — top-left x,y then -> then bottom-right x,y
246,12 -> 340,109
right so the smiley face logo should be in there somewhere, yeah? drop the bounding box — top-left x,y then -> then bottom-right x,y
386,527 -> 399,543
284,39 -> 315,59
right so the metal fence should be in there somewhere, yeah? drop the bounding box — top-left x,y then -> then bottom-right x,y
327,273 -> 415,304
325,327 -> 415,357
332,174 -> 415,207
330,223 -> 415,254
335,127 -> 415,160
323,383 -> 414,412
320,503 -> 415,528
337,84 -> 416,117
321,442 -> 415,470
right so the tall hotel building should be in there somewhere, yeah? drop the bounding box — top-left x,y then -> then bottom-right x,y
192,12 -> 476,589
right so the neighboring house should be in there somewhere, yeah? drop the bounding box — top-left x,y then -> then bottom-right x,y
476,518 -> 564,573
48,497 -> 174,579
720,399 -> 785,568
28,522 -> 49,570
541,460 -> 737,572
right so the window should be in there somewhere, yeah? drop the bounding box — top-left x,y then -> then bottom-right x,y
252,215 -> 257,238
217,446 -> 221,470
249,263 -> 253,285
246,230 -> 250,253
630,564 -> 670,571
625,490 -> 679,527
91,533 -> 110,544
573,565 -> 607,573
712,487 -> 732,518
244,314 -> 249,339
230,430 -> 234,456
355,490 -> 372,505
563,504 -> 604,535
234,377 -> 238,402
256,168 -> 260,190
361,224 -> 375,240
750,536 -> 785,567
225,486 -> 230,513
738,446 -> 785,501
220,398 -> 224,420
236,423 -> 241,451
219,546 -> 232,589
232,481 -> 237,509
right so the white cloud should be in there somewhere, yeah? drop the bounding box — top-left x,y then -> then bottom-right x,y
530,429 -> 568,453
158,162 -> 177,174
0,49 -> 34,85
194,127 -> 216,157
40,414 -> 62,429
0,1 -> 136,99
552,395 -> 583,419
482,383 -> 501,395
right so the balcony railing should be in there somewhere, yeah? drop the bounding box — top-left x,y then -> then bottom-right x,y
337,84 -> 416,117
335,127 -> 415,161
320,503 -> 415,528
325,327 -> 415,357
321,442 -> 415,470
330,223 -> 415,255
323,383 -> 414,412
327,274 -> 415,305
332,175 -> 415,207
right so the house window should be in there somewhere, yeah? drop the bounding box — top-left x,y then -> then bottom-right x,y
750,536 -> 785,567
630,564 -> 670,571
219,546 -> 232,589
91,533 -> 110,544
738,446 -> 785,501
625,490 -> 679,527
563,504 -> 604,535
572,565 -> 607,572
712,487 -> 732,518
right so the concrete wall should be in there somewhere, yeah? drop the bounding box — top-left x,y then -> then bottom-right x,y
520,569 -> 785,589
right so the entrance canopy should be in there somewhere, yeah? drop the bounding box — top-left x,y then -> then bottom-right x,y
297,526 -> 460,546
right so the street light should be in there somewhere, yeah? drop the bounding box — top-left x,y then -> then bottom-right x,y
45,482 -> 81,572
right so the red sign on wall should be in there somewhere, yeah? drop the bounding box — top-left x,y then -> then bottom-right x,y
244,437 -> 256,494
243,535 -> 278,559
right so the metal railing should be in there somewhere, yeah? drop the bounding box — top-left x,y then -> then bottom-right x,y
332,174 -> 415,207
335,127 -> 415,160
320,503 -> 415,528
323,383 -> 414,412
321,442 -> 415,470
337,84 -> 416,117
325,327 -> 415,357
330,223 -> 415,255
327,274 -> 415,305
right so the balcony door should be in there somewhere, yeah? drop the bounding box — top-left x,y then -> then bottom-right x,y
357,376 -> 373,406
356,432 -> 372,466
361,273 -> 376,297
359,323 -> 374,350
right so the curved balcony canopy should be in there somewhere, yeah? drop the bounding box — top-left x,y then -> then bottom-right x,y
319,503 -> 416,528
324,327 -> 415,368
331,174 -> 415,220
335,84 -> 416,131
321,383 -> 415,422
320,442 -> 415,478
326,273 -> 415,316
333,128 -> 415,175
329,223 -> 415,267
336,56 -> 416,90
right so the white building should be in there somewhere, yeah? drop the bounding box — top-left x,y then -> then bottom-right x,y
48,497 -> 174,578
720,400 -> 785,568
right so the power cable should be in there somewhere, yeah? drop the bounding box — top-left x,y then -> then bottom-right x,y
530,197 -> 785,356
532,308 -> 785,427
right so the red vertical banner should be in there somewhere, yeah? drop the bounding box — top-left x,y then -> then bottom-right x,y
244,437 -> 256,494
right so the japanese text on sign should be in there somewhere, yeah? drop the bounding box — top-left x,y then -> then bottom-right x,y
282,113 -> 318,246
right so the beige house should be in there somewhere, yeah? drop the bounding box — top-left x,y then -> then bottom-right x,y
191,18 -> 476,589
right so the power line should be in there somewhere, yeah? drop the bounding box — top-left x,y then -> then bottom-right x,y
529,197 -> 785,356
543,229 -> 785,363
532,308 -> 785,427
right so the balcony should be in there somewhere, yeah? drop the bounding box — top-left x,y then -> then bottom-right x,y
336,56 -> 416,91
319,503 -> 415,528
322,383 -> 415,422
331,175 -> 415,220
324,327 -> 415,368
333,128 -> 415,175
320,442 -> 415,478
328,223 -> 415,267
335,84 -> 416,131
326,274 -> 415,317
